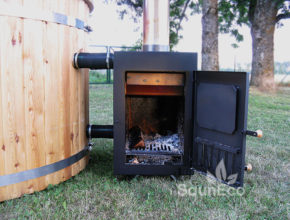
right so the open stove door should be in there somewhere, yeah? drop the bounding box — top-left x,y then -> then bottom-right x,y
192,71 -> 249,187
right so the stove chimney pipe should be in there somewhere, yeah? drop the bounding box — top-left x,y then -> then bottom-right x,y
142,0 -> 170,52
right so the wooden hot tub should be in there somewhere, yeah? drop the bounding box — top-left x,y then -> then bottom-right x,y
0,0 -> 93,201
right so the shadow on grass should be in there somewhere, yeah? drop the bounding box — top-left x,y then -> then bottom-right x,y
86,140 -> 114,178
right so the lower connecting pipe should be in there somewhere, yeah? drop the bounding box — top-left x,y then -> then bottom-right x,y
86,125 -> 114,139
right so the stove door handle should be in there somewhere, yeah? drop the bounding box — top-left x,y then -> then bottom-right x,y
245,129 -> 263,138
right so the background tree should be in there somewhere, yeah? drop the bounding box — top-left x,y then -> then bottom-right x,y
114,0 -> 199,49
219,0 -> 290,90
202,0 -> 219,70
114,0 -> 219,71
116,0 -> 220,71
114,0 -> 290,90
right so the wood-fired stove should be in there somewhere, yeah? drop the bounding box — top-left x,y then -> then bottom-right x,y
73,0 -> 262,187
113,51 -> 249,187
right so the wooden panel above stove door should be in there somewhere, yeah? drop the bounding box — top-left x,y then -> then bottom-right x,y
127,73 -> 184,86
126,72 -> 184,96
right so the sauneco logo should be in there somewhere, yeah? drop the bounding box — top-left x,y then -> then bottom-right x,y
173,159 -> 245,199
206,159 -> 238,185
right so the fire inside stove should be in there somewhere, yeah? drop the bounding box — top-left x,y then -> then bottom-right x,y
125,72 -> 185,165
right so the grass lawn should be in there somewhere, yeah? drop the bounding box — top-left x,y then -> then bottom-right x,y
0,84 -> 289,219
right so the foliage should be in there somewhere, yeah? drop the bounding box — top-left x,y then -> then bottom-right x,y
218,0 -> 248,46
89,70 -> 108,83
110,0 -> 289,49
218,0 -> 290,46
89,70 -> 113,84
111,0 -> 201,49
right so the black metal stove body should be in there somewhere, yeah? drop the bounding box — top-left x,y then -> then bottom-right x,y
113,51 -> 249,187
114,52 -> 196,177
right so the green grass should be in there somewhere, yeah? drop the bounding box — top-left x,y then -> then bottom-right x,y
89,70 -> 113,84
0,85 -> 289,219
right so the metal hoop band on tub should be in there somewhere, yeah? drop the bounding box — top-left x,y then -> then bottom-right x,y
0,146 -> 90,187
0,2 -> 92,32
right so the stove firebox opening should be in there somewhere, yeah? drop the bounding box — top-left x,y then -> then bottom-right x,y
125,72 -> 185,165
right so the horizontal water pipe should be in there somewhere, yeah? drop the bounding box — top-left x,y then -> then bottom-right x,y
73,52 -> 114,69
86,125 -> 114,139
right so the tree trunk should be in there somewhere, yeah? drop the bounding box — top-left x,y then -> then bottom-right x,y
201,0 -> 219,71
250,1 -> 278,90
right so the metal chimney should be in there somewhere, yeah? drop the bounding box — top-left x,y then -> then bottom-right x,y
142,0 -> 170,51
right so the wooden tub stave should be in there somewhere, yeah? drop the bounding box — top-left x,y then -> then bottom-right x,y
0,0 -> 92,201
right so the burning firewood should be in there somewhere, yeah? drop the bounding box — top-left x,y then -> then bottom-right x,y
129,126 -> 145,149
132,157 -> 139,164
133,140 -> 145,149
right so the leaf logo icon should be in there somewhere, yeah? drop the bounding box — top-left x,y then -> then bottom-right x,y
227,173 -> 238,185
206,159 -> 238,185
215,159 -> 227,181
